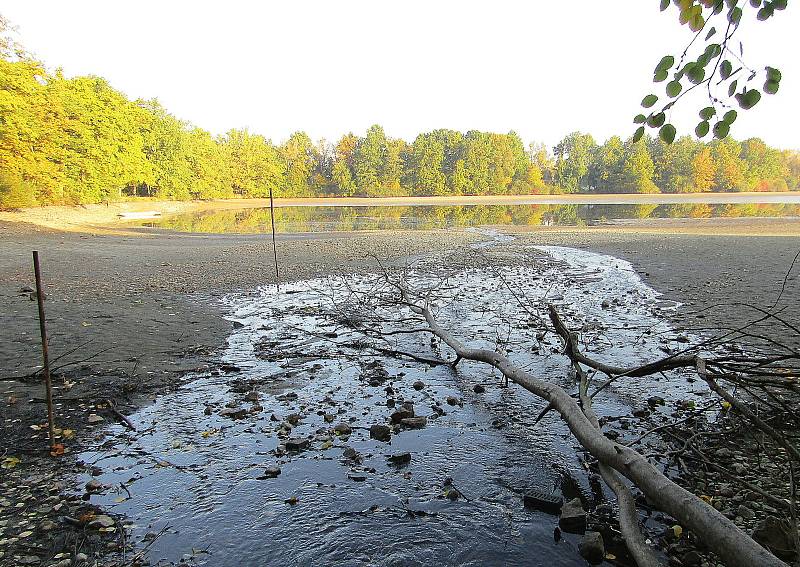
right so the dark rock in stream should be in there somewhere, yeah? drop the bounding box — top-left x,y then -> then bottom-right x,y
523,490 -> 563,515
558,498 -> 587,533
220,364 -> 241,373
219,407 -> 248,419
262,466 -> 281,479
388,452 -> 412,465
390,407 -> 415,424
578,531 -> 605,564
752,516 -> 796,559
473,384 -> 486,393
412,380 -> 425,390
285,438 -> 310,452
369,424 -> 392,442
400,416 -> 427,429
333,422 -> 352,436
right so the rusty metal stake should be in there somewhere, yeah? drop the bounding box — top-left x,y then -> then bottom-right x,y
268,186 -> 280,291
33,251 -> 56,450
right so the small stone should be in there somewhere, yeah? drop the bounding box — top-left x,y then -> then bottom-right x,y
737,504 -> 755,520
412,380 -> 425,391
388,452 -> 411,465
600,300 -> 610,310
18,557 -> 40,566
87,414 -> 104,424
390,408 -> 415,424
348,473 -> 367,482
333,422 -> 352,436
219,407 -> 248,419
578,531 -> 604,564
263,466 -> 281,478
400,416 -> 427,429
88,515 -> 115,529
85,479 -> 103,493
647,396 -> 665,408
473,384 -> 485,393
244,391 -> 259,402
342,447 -> 362,463
323,413 -> 335,423
445,396 -> 460,406
285,438 -> 310,452
369,424 -> 391,442
39,519 -> 57,531
75,553 -> 89,564
232,320 -> 245,328
287,413 -> 301,425
558,498 -> 586,533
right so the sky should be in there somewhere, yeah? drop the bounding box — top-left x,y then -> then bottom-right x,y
3,0 -> 798,150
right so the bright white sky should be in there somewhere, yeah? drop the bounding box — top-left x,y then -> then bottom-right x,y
3,0 -> 798,150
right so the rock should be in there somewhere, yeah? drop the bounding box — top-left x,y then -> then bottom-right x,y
85,479 -> 103,493
348,473 -> 367,482
232,320 -> 245,329
287,413 -> 301,425
473,384 -> 485,393
390,407 -> 415,424
600,300 -> 610,310
753,516 -> 795,559
75,553 -> 89,564
88,514 -> 115,529
523,490 -> 563,515
87,414 -> 104,424
558,498 -> 586,533
284,392 -> 298,400
244,391 -> 259,402
369,424 -> 391,441
400,416 -> 427,429
647,395 -> 665,408
20,285 -> 35,293
412,380 -> 425,390
444,487 -> 461,501
631,406 -> 650,418
333,422 -> 352,436
578,531 -> 604,564
715,448 -> 733,459
445,396 -> 460,406
342,447 -> 362,463
219,407 -> 248,419
285,437 -> 310,452
39,519 -> 57,531
18,557 -> 40,565
737,504 -> 755,520
220,363 -> 241,373
388,452 -> 412,465
263,466 -> 281,478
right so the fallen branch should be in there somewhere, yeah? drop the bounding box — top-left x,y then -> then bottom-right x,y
398,286 -> 784,567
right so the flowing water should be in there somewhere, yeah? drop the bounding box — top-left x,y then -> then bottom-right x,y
77,239 -> 708,566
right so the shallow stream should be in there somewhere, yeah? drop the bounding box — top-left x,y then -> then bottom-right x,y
77,239 -> 707,566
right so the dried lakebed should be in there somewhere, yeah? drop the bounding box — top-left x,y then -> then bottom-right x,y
75,245 -> 708,566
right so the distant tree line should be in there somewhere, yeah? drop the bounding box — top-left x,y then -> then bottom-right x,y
1,26 -> 799,208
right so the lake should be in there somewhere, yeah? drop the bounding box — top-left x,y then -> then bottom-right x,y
134,201 -> 800,234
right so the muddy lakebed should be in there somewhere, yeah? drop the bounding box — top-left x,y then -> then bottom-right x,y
75,238 -> 710,567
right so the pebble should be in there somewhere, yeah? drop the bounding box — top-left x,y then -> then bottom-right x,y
578,531 -> 604,564
87,414 -> 104,424
369,424 -> 391,442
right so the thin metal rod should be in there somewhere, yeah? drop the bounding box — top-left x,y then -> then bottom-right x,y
32,251 -> 55,450
268,186 -> 280,290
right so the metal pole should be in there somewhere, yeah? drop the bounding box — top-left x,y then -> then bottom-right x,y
268,186 -> 280,291
32,251 -> 56,450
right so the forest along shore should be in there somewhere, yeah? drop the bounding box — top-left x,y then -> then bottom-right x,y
0,220 -> 798,565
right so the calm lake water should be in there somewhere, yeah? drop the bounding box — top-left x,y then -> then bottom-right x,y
137,202 -> 800,234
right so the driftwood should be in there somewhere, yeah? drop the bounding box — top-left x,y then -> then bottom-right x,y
388,281 -> 786,567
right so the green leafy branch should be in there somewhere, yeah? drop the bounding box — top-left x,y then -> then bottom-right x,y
633,0 -> 787,144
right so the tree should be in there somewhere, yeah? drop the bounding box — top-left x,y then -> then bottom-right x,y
409,133 -> 446,196
281,131 -> 315,197
353,124 -> 387,196
692,146 -> 717,192
223,129 -> 285,198
554,132 -> 597,193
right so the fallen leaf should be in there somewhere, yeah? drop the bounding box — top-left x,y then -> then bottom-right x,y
1,457 -> 21,469
62,429 -> 75,439
672,524 -> 683,538
50,443 -> 65,457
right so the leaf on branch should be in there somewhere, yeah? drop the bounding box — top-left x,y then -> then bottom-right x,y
654,55 -> 675,73
633,114 -> 647,124
666,80 -> 683,97
720,60 -> 733,79
632,126 -> 645,143
723,109 -> 738,124
728,79 -> 738,97
648,112 -> 666,128
695,120 -> 710,137
699,106 -> 716,120
659,123 -> 677,144
735,89 -> 762,109
642,94 -> 659,108
713,120 -> 730,139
